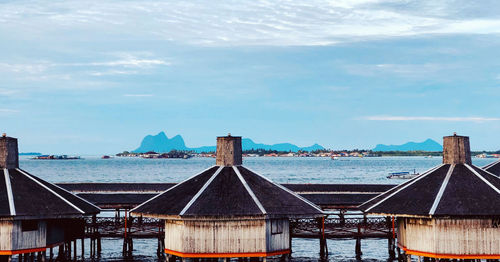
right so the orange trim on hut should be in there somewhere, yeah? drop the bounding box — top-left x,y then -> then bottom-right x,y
165,248 -> 290,258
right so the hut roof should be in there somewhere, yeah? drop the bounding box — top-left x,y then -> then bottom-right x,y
0,168 -> 100,219
131,166 -> 324,218
484,160 -> 500,177
359,163 -> 500,217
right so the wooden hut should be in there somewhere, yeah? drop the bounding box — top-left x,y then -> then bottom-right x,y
0,135 -> 100,262
359,134 -> 500,260
131,135 -> 324,259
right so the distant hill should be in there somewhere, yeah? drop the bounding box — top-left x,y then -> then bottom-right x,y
134,132 -> 188,153
133,132 -> 325,153
19,152 -> 42,156
373,139 -> 442,152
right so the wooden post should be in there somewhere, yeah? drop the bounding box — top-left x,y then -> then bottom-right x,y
73,241 -> 76,261
58,245 -> 64,261
49,248 -> 53,262
355,225 -> 362,260
97,233 -> 102,257
288,222 -> 293,258
81,238 -> 84,260
318,217 -> 327,258
0,255 -> 11,262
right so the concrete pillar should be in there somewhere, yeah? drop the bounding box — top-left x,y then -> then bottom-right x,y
0,134 -> 19,169
216,135 -> 242,166
443,134 -> 471,165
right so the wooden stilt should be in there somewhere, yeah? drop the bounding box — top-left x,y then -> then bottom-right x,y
81,238 -> 84,260
49,248 -> 53,262
73,241 -> 76,261
288,223 -> 293,258
97,234 -> 102,257
0,255 -> 10,262
355,224 -> 362,260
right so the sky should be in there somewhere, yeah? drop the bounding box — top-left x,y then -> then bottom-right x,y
1,0 -> 500,154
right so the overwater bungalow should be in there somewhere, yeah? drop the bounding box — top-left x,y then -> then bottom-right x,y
359,134 -> 500,261
131,135 -> 324,260
0,134 -> 100,262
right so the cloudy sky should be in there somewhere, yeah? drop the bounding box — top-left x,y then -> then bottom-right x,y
1,0 -> 500,154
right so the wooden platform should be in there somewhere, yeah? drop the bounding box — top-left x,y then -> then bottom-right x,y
57,183 -> 396,210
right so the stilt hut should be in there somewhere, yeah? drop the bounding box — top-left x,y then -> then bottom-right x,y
484,159 -> 500,176
131,135 -> 324,259
359,134 -> 500,260
0,134 -> 100,262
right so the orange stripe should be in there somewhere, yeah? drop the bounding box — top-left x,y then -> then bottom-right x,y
0,242 -> 64,255
0,247 -> 47,255
399,244 -> 500,259
165,248 -> 290,258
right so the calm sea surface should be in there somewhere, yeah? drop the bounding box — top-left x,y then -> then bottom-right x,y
19,156 -> 498,262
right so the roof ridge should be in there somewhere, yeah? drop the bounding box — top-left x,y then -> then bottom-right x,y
476,165 -> 500,179
429,164 -> 455,215
465,164 -> 500,195
4,169 -> 16,216
233,166 -> 266,215
483,160 -> 500,170
364,164 -> 445,212
130,165 -> 216,213
179,166 -> 223,216
241,166 -> 324,214
17,168 -> 84,214
18,168 -> 100,211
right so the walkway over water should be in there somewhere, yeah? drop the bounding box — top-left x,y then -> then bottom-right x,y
57,183 -> 396,210
53,183 -> 398,260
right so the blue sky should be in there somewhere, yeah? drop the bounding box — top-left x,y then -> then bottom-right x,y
1,0 -> 500,154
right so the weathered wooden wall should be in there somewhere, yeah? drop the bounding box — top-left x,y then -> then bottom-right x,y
0,221 -> 47,251
398,217 -> 500,256
265,219 -> 289,252
164,218 -> 289,255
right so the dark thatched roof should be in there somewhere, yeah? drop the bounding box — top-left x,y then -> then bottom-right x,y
359,163 -> 500,217
0,168 -> 100,218
131,166 -> 324,218
484,160 -> 500,177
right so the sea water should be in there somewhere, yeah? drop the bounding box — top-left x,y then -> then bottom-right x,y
19,156 -> 497,262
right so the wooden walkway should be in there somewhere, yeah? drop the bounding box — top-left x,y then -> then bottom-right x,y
57,183 -> 397,260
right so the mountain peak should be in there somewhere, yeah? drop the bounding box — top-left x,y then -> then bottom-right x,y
133,132 -> 325,153
373,139 -> 442,152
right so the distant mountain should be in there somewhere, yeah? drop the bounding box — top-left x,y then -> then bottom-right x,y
373,139 -> 442,152
134,132 -> 188,153
19,152 -> 42,156
133,132 -> 325,153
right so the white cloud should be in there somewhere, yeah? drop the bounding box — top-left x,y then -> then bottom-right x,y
123,94 -> 154,97
0,109 -> 19,115
343,63 -> 451,77
0,0 -> 499,46
363,116 -> 500,122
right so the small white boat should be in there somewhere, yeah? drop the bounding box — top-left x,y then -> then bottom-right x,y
387,170 -> 419,179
